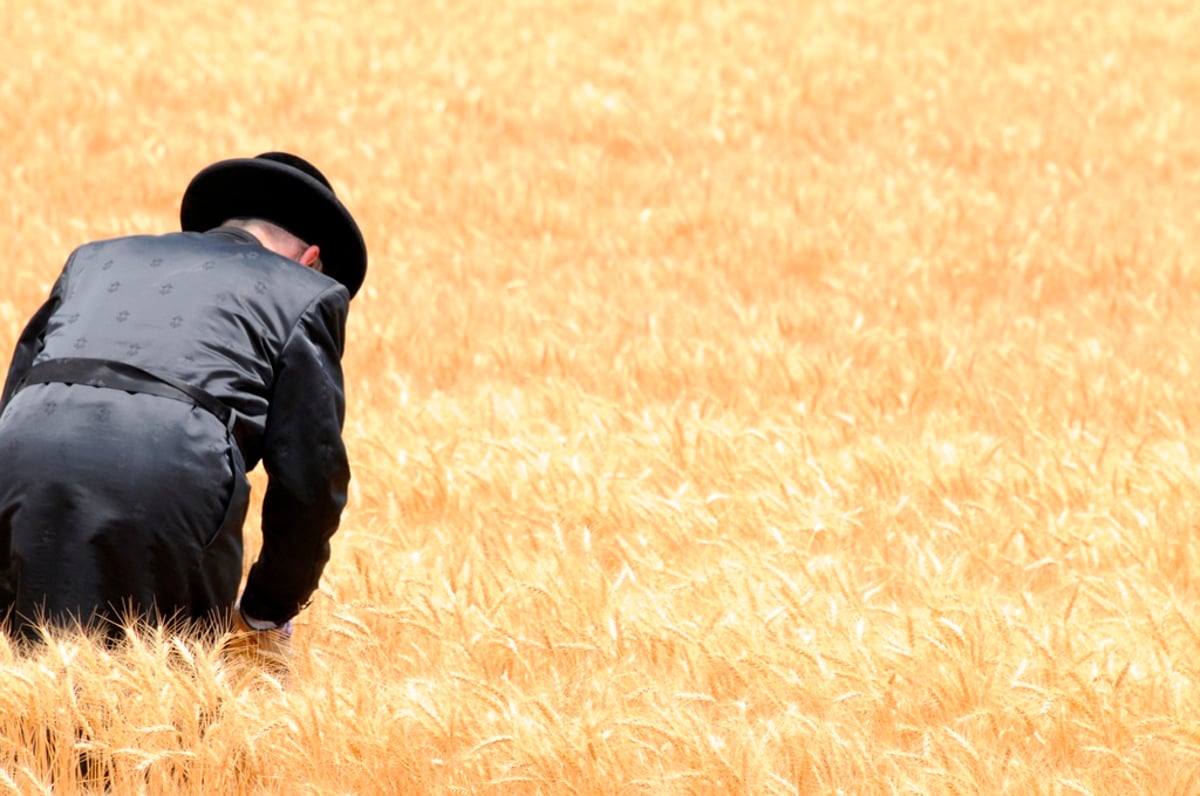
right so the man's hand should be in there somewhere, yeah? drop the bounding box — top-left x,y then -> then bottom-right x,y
222,604 -> 295,676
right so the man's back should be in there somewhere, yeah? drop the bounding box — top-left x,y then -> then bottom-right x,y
32,227 -> 347,461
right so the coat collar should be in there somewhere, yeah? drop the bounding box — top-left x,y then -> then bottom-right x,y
205,226 -> 262,246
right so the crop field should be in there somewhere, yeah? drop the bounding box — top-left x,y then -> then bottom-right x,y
3,0 -> 1200,792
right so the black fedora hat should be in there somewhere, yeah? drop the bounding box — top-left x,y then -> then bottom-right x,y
180,152 -> 368,297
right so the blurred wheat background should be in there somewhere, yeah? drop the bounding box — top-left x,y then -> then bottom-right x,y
2,0 -> 1200,792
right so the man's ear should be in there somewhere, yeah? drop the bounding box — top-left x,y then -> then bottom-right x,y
299,244 -> 321,268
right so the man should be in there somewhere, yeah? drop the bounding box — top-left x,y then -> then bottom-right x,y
0,152 -> 367,652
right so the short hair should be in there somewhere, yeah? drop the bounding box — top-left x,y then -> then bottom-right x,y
222,217 -> 324,273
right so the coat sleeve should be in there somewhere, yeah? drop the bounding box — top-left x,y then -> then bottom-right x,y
0,264 -> 70,412
239,285 -> 352,624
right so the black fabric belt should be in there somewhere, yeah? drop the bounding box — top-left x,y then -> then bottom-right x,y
18,357 -> 233,430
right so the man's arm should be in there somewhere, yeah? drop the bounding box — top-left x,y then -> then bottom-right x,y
1,266 -> 70,412
239,285 -> 352,625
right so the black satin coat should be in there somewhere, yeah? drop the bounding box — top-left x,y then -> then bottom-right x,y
0,226 -> 350,634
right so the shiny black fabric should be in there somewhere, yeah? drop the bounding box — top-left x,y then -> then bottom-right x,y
0,227 -> 350,636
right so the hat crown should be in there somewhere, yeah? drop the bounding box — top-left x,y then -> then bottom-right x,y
255,152 -> 335,192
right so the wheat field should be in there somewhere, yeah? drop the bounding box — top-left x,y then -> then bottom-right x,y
1,0 -> 1200,793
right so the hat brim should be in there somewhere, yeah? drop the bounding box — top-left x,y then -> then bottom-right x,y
180,158 -> 367,297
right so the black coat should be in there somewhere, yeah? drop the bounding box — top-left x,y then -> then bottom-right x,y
0,226 -> 350,634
